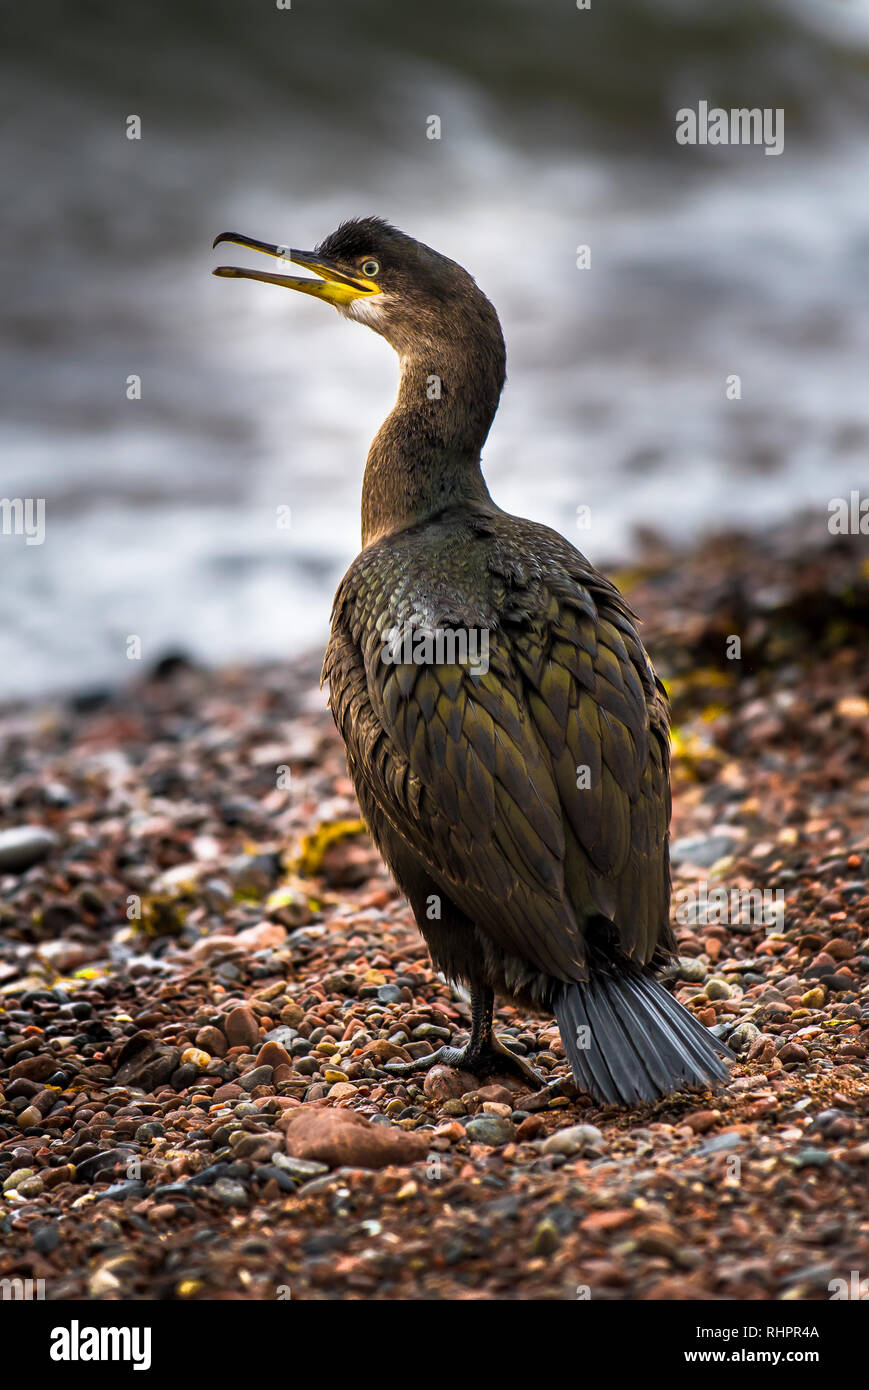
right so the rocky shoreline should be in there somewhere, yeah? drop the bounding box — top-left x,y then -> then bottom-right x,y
0,517 -> 867,1300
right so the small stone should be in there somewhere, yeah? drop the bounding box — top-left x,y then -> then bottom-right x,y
195,1026 -> 227,1057
43,1164 -> 75,1189
262,1027 -> 297,1050
670,832 -> 739,868
17,1106 -> 41,1130
826,938 -> 857,961
76,1148 -> 130,1183
113,1032 -> 180,1090
212,1083 -> 242,1103
516,1115 -> 545,1141
272,1153 -> 329,1180
541,1124 -> 604,1157
134,1122 -> 164,1143
476,1084 -> 515,1105
0,825 -> 58,873
212,1178 -> 248,1206
283,1107 -> 428,1169
684,1110 -> 720,1134
2,1167 -> 35,1191
669,957 -> 708,984
234,921 -> 287,952
9,1055 -> 55,1082
779,1042 -> 809,1064
801,988 -> 826,1009
441,1098 -> 467,1116
791,1147 -> 831,1169
728,1021 -> 760,1053
256,1040 -> 293,1070
464,1115 -> 516,1147
376,985 -> 403,1004
705,978 -> 731,1000
180,1048 -> 211,1071
239,1065 -> 273,1091
16,1176 -> 44,1197
531,1218 -> 561,1255
224,1007 -> 260,1049
423,1066 -> 477,1101
635,1223 -> 681,1259
32,1224 -> 60,1254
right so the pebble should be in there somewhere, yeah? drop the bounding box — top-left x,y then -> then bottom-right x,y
705,978 -> 731,1000
670,832 -> 739,867
668,957 -> 708,984
283,1106 -> 428,1168
0,825 -> 58,872
377,985 -> 403,1004
239,1065 -> 273,1091
258,1033 -> 295,1058
224,1007 -> 260,1049
76,1148 -> 131,1183
195,1026 -> 227,1056
540,1124 -> 604,1157
791,1148 -> 831,1169
531,1217 -> 561,1255
17,1175 -> 44,1197
180,1048 -> 211,1071
728,1021 -> 760,1053
2,1167 -> 35,1191
272,1153 -> 329,1180
32,1224 -> 61,1254
423,1066 -> 477,1101
212,1178 -> 249,1206
801,987 -> 826,1008
464,1115 -> 516,1147
684,1110 -> 721,1134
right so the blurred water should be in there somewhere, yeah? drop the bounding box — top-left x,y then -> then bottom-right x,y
2,0 -> 869,697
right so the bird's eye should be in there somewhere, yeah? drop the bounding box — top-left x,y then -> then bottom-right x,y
361,259 -> 380,278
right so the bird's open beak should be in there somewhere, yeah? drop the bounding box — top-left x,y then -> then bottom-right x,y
212,232 -> 380,306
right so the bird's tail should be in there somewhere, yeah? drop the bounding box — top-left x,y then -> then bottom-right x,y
554,969 -> 732,1106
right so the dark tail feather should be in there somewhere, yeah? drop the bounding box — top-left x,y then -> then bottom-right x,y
554,969 -> 732,1106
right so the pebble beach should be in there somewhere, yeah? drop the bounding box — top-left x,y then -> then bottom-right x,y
0,517 -> 866,1302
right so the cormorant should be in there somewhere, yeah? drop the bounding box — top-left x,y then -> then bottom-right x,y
213,218 -> 731,1106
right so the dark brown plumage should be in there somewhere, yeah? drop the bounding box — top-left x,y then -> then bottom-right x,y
213,217 -> 731,1105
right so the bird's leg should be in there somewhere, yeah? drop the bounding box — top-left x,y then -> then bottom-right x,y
384,985 -> 544,1087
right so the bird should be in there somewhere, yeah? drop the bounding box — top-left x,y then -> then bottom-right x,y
213,217 -> 732,1106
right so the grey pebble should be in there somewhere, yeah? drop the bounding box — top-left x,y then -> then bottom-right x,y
0,826 -> 58,873
541,1124 -> 604,1157
465,1115 -> 516,1146
239,1065 -> 273,1091
212,1178 -> 249,1206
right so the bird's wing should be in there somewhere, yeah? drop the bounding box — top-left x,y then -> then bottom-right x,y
323,526 -> 670,983
503,553 -> 672,968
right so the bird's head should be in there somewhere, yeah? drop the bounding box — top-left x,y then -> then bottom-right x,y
213,217 -> 502,358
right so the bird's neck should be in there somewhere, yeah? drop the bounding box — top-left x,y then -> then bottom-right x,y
360,335 -> 505,547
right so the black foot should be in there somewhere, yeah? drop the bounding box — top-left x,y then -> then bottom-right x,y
384,1034 -> 544,1089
